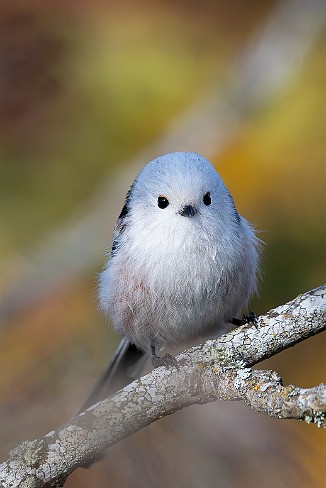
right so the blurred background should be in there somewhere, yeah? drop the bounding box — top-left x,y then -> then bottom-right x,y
0,0 -> 325,486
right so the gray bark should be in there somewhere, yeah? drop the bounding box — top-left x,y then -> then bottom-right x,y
0,285 -> 325,487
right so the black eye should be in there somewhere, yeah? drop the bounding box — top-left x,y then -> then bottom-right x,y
203,192 -> 211,206
157,196 -> 169,209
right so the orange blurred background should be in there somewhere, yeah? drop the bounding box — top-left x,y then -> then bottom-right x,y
0,1 -> 325,486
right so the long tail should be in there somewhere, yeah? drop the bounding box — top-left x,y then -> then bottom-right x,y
75,338 -> 145,415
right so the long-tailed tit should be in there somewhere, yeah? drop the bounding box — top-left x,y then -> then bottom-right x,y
77,152 -> 260,413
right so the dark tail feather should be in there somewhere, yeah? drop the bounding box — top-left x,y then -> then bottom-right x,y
75,338 -> 144,415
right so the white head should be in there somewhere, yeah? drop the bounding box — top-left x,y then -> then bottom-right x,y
124,152 -> 242,245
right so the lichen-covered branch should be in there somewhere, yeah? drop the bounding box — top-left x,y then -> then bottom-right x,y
205,283 -> 326,367
0,285 -> 325,487
218,369 -> 326,427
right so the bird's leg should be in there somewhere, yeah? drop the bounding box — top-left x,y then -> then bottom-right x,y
230,311 -> 258,327
150,345 -> 178,369
242,310 -> 258,325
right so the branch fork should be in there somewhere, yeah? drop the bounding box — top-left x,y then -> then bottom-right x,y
0,285 -> 325,487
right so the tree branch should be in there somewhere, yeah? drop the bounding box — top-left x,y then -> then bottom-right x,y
0,285 -> 325,487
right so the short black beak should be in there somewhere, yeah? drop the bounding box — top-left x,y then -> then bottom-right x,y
179,205 -> 197,217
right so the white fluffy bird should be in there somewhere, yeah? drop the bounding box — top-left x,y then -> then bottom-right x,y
77,152 -> 260,412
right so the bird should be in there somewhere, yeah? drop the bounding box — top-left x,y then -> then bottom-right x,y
76,152 -> 260,414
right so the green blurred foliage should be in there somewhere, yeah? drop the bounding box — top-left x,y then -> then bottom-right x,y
219,31 -> 326,311
0,4 -> 227,260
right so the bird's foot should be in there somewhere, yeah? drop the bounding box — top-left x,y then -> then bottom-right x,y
241,311 -> 258,326
152,353 -> 178,369
230,311 -> 258,327
151,346 -> 178,369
